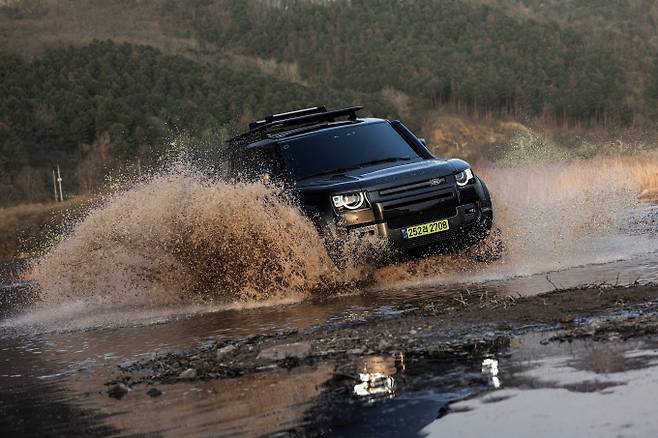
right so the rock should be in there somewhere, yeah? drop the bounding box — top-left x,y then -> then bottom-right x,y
378,339 -> 390,350
178,368 -> 197,380
409,329 -> 418,335
216,344 -> 237,359
146,387 -> 162,398
107,383 -> 130,400
257,342 -> 311,361
347,348 -> 364,355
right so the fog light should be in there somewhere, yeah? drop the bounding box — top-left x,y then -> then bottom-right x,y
352,224 -> 378,237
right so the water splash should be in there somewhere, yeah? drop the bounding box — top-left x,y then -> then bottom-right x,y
375,152 -> 658,286
13,145 -> 658,331
29,164 -> 358,308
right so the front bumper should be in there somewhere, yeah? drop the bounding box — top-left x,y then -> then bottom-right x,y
379,203 -> 486,249
339,177 -> 493,251
351,203 -> 489,251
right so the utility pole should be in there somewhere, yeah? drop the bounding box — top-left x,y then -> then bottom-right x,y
57,165 -> 64,202
53,170 -> 59,202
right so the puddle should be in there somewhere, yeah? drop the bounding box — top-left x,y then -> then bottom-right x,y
1,251 -> 658,436
423,336 -> 658,437
305,334 -> 658,437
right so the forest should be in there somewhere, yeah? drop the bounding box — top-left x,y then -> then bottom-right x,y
178,0 -> 637,123
1,0 -> 657,206
0,40 -> 395,206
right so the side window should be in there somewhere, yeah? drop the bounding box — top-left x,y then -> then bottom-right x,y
232,147 -> 282,181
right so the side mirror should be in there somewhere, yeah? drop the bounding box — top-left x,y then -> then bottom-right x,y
418,138 -> 427,147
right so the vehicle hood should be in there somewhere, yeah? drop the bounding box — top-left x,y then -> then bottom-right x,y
294,158 -> 469,194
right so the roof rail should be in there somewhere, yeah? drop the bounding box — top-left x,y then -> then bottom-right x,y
249,106 -> 327,130
248,106 -> 363,133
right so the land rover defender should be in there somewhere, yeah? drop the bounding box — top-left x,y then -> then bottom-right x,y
226,106 -> 494,257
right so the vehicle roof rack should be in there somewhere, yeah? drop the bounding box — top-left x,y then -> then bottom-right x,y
248,106 -> 363,133
249,106 -> 327,130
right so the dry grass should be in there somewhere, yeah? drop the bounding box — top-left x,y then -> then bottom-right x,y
594,152 -> 658,202
629,155 -> 658,202
0,0 -> 199,56
422,111 -> 535,163
0,197 -> 86,261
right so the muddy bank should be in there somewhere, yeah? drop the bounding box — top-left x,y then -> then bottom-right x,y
110,282 -> 658,391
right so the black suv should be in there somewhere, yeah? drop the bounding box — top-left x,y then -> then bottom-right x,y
227,106 -> 493,256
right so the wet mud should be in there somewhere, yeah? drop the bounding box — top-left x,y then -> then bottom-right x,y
92,281 -> 658,436
3,262 -> 658,436
111,282 -> 658,388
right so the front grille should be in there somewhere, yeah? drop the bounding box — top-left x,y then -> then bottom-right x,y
379,177 -> 446,197
385,205 -> 457,229
385,191 -> 453,210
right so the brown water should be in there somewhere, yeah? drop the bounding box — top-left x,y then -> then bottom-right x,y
1,156 -> 658,436
1,250 -> 658,436
18,155 -> 656,330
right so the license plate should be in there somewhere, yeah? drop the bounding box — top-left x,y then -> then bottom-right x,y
401,219 -> 449,240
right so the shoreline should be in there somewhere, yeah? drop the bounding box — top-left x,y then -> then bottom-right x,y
110,282 -> 658,391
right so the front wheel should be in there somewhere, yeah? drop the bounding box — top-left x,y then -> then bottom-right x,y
464,218 -> 504,263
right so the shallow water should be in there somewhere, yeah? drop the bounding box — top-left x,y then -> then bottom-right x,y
423,335 -> 658,438
1,159 -> 657,436
1,245 -> 658,436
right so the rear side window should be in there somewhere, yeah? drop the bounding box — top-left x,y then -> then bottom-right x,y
232,146 -> 282,180
279,122 -> 422,180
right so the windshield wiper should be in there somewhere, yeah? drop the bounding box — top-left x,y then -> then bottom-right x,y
356,156 -> 412,167
297,165 -> 362,181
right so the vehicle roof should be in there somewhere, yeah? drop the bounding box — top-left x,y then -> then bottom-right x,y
235,117 -> 387,151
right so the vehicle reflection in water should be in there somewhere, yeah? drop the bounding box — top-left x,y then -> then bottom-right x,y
482,358 -> 501,389
422,336 -> 658,437
353,353 -> 404,399
350,355 -> 503,411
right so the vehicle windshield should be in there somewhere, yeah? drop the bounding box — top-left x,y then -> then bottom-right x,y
279,122 -> 422,180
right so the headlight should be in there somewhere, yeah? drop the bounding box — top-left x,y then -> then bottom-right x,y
455,168 -> 474,187
332,192 -> 368,211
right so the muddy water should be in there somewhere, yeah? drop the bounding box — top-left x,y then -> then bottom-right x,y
1,156 -> 658,436
27,156 -> 654,311
1,246 -> 658,436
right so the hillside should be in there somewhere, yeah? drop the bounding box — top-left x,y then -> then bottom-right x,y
0,0 -> 198,55
3,0 -> 657,123
1,0 -> 657,206
0,40 -> 396,206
